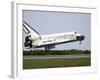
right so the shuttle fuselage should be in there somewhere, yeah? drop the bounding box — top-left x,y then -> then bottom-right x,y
23,21 -> 85,50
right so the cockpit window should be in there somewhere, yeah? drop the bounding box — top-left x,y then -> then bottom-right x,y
75,32 -> 77,34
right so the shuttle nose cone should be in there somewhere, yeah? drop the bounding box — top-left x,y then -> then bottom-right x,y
76,35 -> 85,41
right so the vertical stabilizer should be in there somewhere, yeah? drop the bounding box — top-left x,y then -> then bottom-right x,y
23,21 -> 41,40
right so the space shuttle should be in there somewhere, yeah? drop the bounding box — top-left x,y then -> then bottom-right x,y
23,21 -> 85,50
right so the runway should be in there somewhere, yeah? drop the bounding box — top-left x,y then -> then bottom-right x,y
23,54 -> 90,59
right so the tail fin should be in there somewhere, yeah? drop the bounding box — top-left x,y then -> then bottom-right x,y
23,21 -> 40,35
23,21 -> 41,39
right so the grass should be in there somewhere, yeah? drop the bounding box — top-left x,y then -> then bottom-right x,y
23,58 -> 90,69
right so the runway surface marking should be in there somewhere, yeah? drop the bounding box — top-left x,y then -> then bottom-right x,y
23,54 -> 90,59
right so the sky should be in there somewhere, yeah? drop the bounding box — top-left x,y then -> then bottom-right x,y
23,10 -> 91,50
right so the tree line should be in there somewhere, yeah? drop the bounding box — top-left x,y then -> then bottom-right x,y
23,49 -> 90,56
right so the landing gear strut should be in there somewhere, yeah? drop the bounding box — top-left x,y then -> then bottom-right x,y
45,46 -> 49,51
